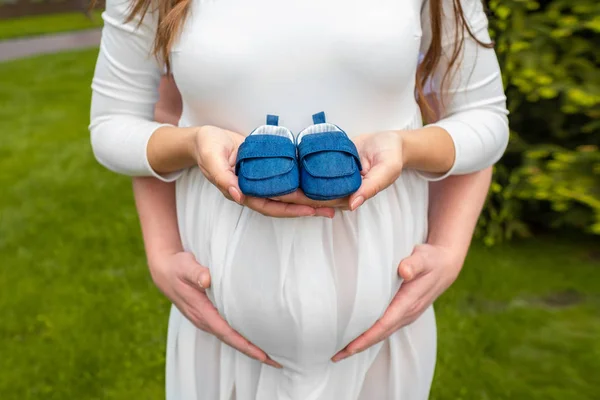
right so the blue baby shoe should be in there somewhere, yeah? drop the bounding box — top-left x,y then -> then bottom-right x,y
297,112 -> 362,200
235,115 -> 299,198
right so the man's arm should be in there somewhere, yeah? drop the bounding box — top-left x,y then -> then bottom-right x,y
131,76 -> 279,367
426,167 -> 492,266
332,167 -> 493,361
154,75 -> 183,126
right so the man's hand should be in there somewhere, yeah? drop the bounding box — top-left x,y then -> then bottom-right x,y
149,251 -> 282,368
332,243 -> 462,362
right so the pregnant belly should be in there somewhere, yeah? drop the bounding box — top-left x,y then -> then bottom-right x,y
176,168 -> 428,370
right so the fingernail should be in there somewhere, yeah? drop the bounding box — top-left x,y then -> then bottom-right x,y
332,351 -> 351,363
203,273 -> 211,288
197,275 -> 206,289
228,187 -> 241,204
403,265 -> 413,280
350,196 -> 364,211
265,359 -> 283,369
315,208 -> 335,218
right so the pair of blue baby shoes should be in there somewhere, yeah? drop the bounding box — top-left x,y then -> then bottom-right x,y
235,112 -> 362,200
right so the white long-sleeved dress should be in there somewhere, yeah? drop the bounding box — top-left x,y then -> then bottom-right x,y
90,0 -> 509,398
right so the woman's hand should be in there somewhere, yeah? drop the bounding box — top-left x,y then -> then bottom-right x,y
347,131 -> 405,211
270,191 -> 348,214
332,243 -> 462,362
148,250 -> 282,368
262,131 -> 404,212
269,131 -> 405,212
193,125 -> 334,218
192,125 -> 245,202
270,127 -> 456,212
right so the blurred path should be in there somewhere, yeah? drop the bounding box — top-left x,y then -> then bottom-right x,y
0,28 -> 101,62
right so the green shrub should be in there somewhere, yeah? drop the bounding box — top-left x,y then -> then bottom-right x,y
477,0 -> 600,245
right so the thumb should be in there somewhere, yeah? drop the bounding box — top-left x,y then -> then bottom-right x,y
182,261 -> 212,290
200,137 -> 244,205
197,267 -> 212,289
212,168 -> 244,204
349,163 -> 397,211
398,246 -> 428,281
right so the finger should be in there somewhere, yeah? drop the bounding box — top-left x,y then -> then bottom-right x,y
272,191 -> 346,209
270,191 -> 337,218
314,207 -> 336,218
263,358 -> 283,368
199,163 -> 243,204
393,284 -> 439,330
331,318 -> 390,362
198,137 -> 245,205
179,287 -> 282,369
332,280 -> 419,362
244,197 -> 317,218
393,273 -> 439,326
348,162 -> 401,211
205,306 -> 282,368
352,137 -> 372,174
180,262 -> 212,290
183,297 -> 282,368
273,190 -> 341,218
225,132 -> 245,166
211,168 -> 244,205
398,246 -> 429,281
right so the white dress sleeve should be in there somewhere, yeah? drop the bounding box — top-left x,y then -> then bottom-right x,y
418,0 -> 509,181
89,0 -> 182,182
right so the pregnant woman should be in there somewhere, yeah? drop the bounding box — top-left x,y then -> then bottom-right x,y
90,0 -> 509,398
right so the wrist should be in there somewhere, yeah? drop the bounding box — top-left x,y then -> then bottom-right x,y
426,221 -> 472,272
147,126 -> 199,173
147,243 -> 183,259
146,244 -> 183,271
396,127 -> 455,174
398,130 -> 416,169
185,126 -> 202,162
429,239 -> 467,264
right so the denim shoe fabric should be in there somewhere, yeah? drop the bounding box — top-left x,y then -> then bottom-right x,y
235,115 -> 299,198
297,112 -> 362,200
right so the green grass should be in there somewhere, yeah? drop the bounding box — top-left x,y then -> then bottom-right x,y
0,50 -> 599,399
0,11 -> 103,41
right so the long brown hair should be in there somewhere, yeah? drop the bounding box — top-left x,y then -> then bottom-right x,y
416,0 -> 494,122
119,0 -> 493,123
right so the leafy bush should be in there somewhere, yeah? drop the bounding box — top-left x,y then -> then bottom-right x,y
477,0 -> 600,245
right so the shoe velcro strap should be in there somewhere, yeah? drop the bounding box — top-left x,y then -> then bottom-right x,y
298,133 -> 362,170
236,136 -> 297,171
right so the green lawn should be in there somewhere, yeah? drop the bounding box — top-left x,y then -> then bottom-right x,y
0,11 -> 103,41
0,50 -> 598,399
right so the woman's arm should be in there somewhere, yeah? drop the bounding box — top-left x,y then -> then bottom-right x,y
88,0 -> 238,189
348,0 -> 508,209
399,36 -> 509,178
406,0 -> 509,178
89,0 -> 194,180
90,0 -> 321,218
